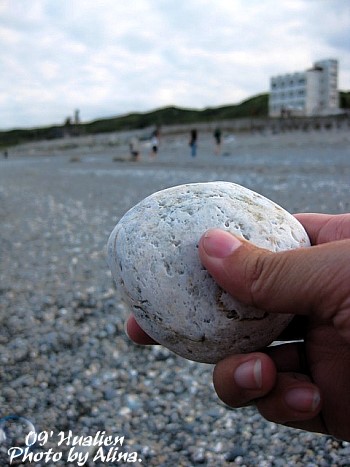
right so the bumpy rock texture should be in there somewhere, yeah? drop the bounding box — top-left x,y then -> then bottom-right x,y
108,182 -> 310,363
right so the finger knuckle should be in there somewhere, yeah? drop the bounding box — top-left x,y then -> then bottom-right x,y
247,251 -> 275,308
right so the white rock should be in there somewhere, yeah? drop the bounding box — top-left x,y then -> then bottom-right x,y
107,181 -> 310,363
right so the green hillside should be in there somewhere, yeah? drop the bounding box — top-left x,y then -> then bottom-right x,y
0,94 -> 268,148
340,91 -> 350,109
1,91 -> 349,148
83,93 -> 269,133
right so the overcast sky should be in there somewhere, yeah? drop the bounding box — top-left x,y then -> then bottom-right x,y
1,0 -> 349,130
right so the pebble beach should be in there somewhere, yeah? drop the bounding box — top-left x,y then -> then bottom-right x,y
1,127 -> 350,466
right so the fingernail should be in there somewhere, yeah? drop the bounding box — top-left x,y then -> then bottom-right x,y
285,388 -> 321,412
124,318 -> 131,340
202,229 -> 242,258
234,359 -> 262,389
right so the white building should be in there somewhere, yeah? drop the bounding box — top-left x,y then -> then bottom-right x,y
269,59 -> 340,117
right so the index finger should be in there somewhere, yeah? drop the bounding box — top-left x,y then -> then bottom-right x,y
294,213 -> 350,244
125,315 -> 158,345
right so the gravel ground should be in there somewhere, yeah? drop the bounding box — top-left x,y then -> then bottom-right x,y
1,128 -> 350,466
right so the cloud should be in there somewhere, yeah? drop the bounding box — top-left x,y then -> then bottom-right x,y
0,0 -> 349,129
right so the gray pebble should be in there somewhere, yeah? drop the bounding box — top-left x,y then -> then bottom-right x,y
108,181 -> 310,363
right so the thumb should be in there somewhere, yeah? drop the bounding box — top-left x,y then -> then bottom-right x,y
198,229 -> 350,343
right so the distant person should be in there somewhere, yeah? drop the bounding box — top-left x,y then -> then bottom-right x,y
213,127 -> 222,155
150,130 -> 159,158
3,150 -> 8,159
129,136 -> 140,162
189,129 -> 197,157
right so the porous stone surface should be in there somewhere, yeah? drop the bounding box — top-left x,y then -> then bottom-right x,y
108,181 -> 310,363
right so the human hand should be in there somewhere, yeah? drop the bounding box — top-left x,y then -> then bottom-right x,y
198,213 -> 350,441
126,213 -> 350,441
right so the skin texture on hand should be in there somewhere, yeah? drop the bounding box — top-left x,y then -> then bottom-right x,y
126,213 -> 350,441
198,213 -> 350,441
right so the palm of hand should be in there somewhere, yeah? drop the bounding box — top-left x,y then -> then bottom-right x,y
251,214 -> 350,440
303,322 -> 350,440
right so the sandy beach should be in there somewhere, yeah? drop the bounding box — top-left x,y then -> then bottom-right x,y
1,127 -> 350,466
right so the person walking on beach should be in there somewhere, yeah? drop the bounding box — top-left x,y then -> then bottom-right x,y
150,130 -> 159,159
213,127 -> 222,155
129,136 -> 140,162
189,129 -> 198,157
